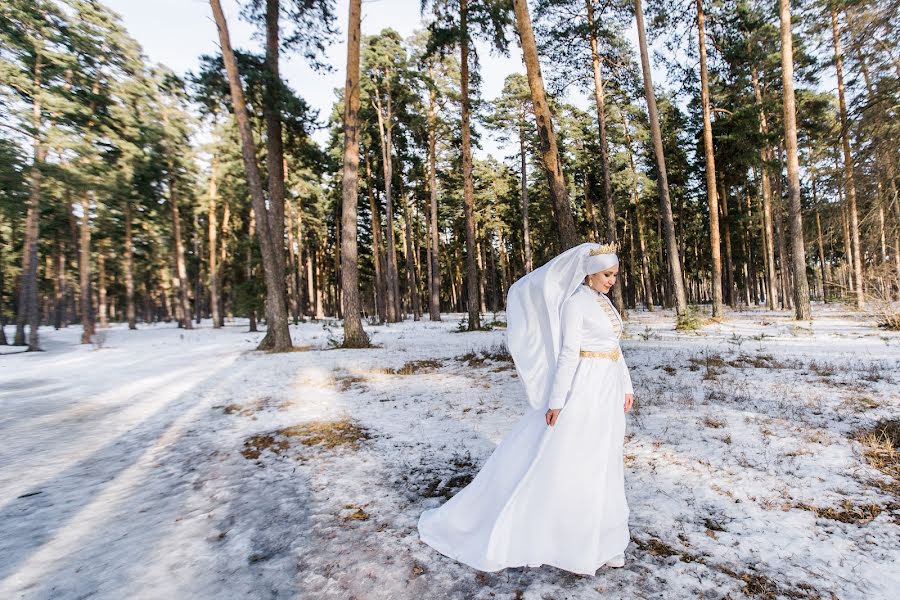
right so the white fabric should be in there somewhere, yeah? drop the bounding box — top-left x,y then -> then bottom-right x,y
417,282 -> 632,574
506,242 -> 619,411
547,285 -> 632,409
584,249 -> 619,274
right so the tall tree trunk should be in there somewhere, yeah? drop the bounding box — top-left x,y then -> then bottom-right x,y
125,199 -> 136,329
427,71 -> 441,320
257,0 -> 290,346
812,174 -> 829,302
53,237 -> 66,328
634,0 -> 688,316
623,112 -> 653,311
401,188 -> 421,320
512,0 -> 578,250
98,241 -> 108,328
79,192 -> 95,344
831,8 -> 864,309
339,0 -> 369,347
518,122 -> 533,273
365,154 -> 386,323
586,0 -> 625,313
460,0 -> 481,329
208,153 -> 222,328
772,157 -> 792,309
210,0 -> 292,350
779,0 -> 812,319
220,200 -> 231,322
193,213 -> 203,324
720,178 -> 735,307
16,51 -> 44,350
169,178 -> 192,329
374,88 -> 401,322
697,0 -> 723,318
751,67 -> 778,310
584,172 -> 600,241
286,196 -> 301,322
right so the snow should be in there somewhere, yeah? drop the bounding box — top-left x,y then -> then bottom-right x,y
1,303 -> 898,599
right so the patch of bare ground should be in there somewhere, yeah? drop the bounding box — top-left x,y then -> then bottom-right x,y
219,396 -> 291,417
404,449 -> 478,501
630,536 -> 821,599
241,419 -> 370,460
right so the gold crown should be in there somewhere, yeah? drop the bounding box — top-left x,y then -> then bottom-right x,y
588,241 -> 617,256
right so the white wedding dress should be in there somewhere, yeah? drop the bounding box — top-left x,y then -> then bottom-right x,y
418,283 -> 633,575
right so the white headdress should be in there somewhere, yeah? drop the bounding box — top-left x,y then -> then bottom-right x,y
506,241 -> 619,410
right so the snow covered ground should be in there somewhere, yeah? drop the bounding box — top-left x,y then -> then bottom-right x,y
1,303 -> 898,599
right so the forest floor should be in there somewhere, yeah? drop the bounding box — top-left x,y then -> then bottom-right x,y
1,302 -> 898,599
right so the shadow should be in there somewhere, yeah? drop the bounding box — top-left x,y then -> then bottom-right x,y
0,354 -> 262,595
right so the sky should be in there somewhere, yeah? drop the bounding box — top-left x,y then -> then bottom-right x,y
105,0 -> 532,159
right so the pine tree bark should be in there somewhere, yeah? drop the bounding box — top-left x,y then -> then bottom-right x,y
210,0 -> 292,350
401,188 -> 421,320
586,0 -> 625,313
338,0 -> 369,346
512,0 -> 578,250
365,154 -> 387,323
169,178 -> 192,329
427,72 -> 442,320
125,199 -> 136,329
257,0 -> 290,346
697,0 -> 723,318
518,122 -> 533,273
831,8 -> 863,309
98,241 -> 108,328
751,67 -> 779,310
721,177 -> 735,307
778,0 -> 812,319
208,154 -> 221,328
374,88 -> 402,322
16,50 -> 44,350
812,175 -> 829,302
634,0 -> 688,316
623,112 -> 654,311
79,192 -> 95,344
460,0 -> 481,329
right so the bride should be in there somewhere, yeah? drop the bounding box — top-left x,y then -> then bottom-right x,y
417,241 -> 634,575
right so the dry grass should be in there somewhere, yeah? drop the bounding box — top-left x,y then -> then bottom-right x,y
390,359 -> 443,374
221,396 -> 290,417
241,419 -> 370,460
632,535 -> 821,599
793,500 -> 883,524
702,415 -> 727,429
456,344 -> 513,367
851,418 -> 900,481
342,504 -> 370,521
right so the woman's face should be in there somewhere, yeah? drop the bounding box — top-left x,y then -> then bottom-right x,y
587,265 -> 619,294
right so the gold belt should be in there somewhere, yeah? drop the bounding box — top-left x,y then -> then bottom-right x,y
579,347 -> 620,360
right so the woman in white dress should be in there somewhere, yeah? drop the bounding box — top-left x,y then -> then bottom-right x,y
418,241 -> 635,575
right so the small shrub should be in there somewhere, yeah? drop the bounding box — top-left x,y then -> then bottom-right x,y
675,307 -> 703,331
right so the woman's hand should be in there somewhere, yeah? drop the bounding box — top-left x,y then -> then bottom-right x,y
624,394 -> 634,413
545,408 -> 561,427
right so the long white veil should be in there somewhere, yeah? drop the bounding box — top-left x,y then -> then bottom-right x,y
505,242 -> 597,411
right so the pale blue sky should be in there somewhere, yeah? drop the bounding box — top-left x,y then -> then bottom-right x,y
106,0 -> 531,158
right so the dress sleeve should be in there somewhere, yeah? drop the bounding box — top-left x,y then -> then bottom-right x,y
618,352 -> 634,394
546,296 -> 584,410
